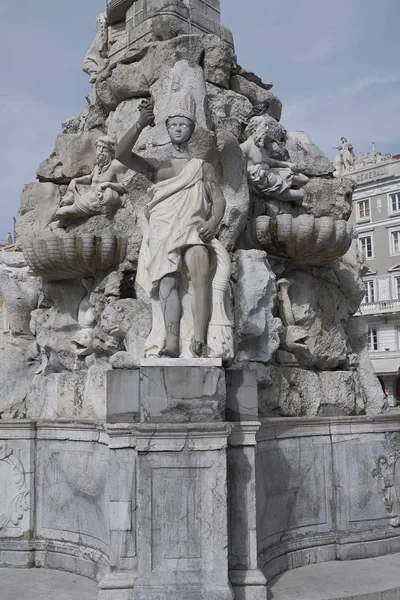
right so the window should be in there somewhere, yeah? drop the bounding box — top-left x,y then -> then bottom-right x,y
391,230 -> 400,255
390,192 -> 400,214
359,235 -> 373,259
368,328 -> 378,351
357,199 -> 370,222
363,280 -> 375,303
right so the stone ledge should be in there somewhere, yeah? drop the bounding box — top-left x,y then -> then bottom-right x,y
135,422 -> 232,451
140,357 -> 222,367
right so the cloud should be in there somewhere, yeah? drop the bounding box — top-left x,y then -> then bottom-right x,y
343,74 -> 400,96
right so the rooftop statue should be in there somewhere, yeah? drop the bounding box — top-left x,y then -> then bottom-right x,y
332,136 -> 355,171
241,116 -> 309,204
116,94 -> 233,360
54,136 -> 128,228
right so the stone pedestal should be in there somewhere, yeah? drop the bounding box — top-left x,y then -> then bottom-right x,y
133,423 -> 234,600
140,360 -> 225,423
106,361 -> 226,424
126,0 -> 233,49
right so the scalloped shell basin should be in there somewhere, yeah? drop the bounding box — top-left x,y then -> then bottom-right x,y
23,234 -> 127,280
256,214 -> 353,265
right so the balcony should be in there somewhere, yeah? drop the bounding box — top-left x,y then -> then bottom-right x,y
370,350 -> 400,374
360,299 -> 400,315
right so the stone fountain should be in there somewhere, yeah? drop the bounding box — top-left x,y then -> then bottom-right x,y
0,1 -> 397,599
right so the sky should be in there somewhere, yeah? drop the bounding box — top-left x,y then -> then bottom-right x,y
1,0 -> 400,240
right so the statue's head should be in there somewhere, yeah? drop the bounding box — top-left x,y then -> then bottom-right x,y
245,115 -> 287,150
166,94 -> 196,145
341,136 -> 347,143
96,136 -> 116,162
245,117 -> 269,148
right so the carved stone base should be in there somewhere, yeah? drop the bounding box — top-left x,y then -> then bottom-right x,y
229,570 -> 268,600
98,571 -> 137,600
132,423 -> 233,600
134,586 -> 233,600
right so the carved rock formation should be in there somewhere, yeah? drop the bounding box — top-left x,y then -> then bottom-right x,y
2,1 -> 384,419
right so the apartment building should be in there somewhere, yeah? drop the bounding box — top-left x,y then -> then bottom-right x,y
344,145 -> 400,406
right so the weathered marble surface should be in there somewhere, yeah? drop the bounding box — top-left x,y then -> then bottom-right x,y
257,415 -> 400,580
140,366 -> 226,422
125,0 -> 233,50
1,416 -> 400,597
233,250 -> 281,364
133,422 -> 233,600
36,131 -> 104,184
16,183 -> 61,246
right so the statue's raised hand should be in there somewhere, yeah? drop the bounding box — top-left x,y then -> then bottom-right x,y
138,105 -> 155,129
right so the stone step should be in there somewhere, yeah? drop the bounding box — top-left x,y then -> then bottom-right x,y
268,553 -> 400,600
0,568 -> 97,600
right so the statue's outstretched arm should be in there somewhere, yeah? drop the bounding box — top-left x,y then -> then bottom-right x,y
70,171 -> 94,188
115,107 -> 156,180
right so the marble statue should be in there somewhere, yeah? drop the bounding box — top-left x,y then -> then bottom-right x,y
54,137 -> 128,228
116,94 -> 233,360
241,116 -> 309,203
332,137 -> 355,171
83,13 -> 109,83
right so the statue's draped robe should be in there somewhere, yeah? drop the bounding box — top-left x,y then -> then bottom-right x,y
136,158 -> 234,360
137,158 -> 210,293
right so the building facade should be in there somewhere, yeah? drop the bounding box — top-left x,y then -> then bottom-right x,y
344,146 -> 400,406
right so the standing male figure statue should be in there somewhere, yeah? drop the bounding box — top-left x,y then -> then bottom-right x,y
332,137 -> 355,171
116,95 -> 233,360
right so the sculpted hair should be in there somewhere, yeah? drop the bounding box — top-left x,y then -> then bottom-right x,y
96,135 -> 116,157
245,117 -> 269,146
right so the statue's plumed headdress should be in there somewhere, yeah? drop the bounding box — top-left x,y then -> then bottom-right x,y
166,94 -> 197,125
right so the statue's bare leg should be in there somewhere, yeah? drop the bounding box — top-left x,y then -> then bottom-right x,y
56,205 -> 78,218
159,273 -> 181,358
292,173 -> 309,188
184,245 -> 211,357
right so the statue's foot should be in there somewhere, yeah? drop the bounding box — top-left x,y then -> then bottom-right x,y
191,340 -> 209,358
158,342 -> 180,358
